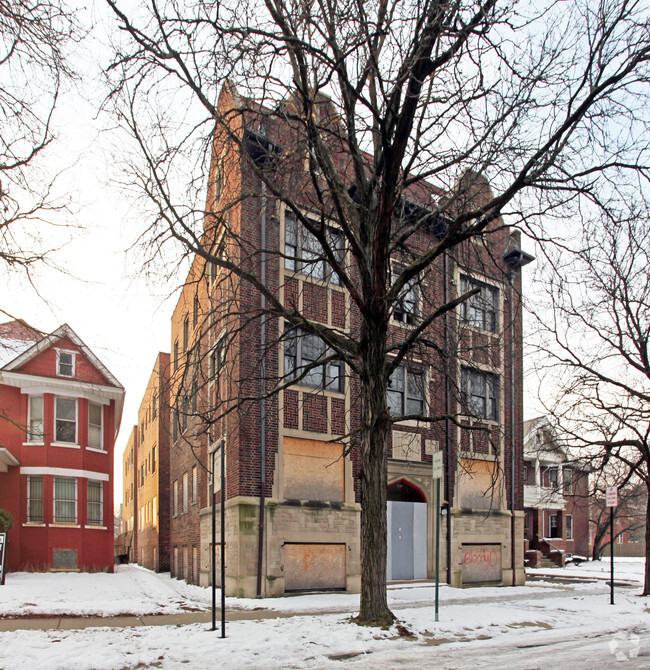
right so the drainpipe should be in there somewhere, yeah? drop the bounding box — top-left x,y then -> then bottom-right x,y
256,181 -> 268,597
503,239 -> 534,586
443,249 -> 451,584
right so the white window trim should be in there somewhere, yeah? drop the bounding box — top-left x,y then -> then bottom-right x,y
88,402 -> 104,450
54,396 -> 78,445
53,476 -> 78,524
27,395 -> 44,444
56,349 -> 76,378
87,480 -> 104,526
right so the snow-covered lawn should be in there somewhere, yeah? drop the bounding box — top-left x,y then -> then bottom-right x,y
0,560 -> 648,669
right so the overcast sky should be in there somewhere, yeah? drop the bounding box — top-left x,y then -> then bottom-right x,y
0,0 -> 543,503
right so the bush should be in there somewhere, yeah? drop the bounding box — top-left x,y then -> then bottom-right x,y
0,509 -> 13,534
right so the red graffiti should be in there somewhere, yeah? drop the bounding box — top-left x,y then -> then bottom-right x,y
463,549 -> 498,568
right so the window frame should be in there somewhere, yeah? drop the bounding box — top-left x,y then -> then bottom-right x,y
182,472 -> 189,514
283,211 -> 344,286
563,468 -> 573,493
387,365 -> 426,417
53,476 -> 77,524
173,480 -> 179,517
27,475 -> 44,523
284,327 -> 344,393
566,513 -> 573,540
54,397 -> 77,444
460,275 -> 498,333
461,367 -> 499,421
88,402 -> 103,450
27,395 -> 44,442
192,465 -> 198,505
87,480 -> 104,526
56,350 -> 76,377
391,264 -> 420,326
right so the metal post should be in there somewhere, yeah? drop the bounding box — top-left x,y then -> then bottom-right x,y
211,448 -> 216,631
221,438 -> 226,637
435,477 -> 440,622
610,506 -> 615,605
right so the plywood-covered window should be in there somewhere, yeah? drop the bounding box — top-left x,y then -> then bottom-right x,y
283,437 -> 344,502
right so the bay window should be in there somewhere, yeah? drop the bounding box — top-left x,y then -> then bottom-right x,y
53,476 -> 77,523
87,480 -> 103,526
55,397 -> 77,443
28,396 -> 44,441
88,403 -> 103,449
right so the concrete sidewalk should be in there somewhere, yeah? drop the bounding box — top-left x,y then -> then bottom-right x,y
0,608 -> 309,633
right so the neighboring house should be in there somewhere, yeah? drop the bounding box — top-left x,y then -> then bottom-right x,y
116,353 -> 171,571
148,85 -> 530,595
0,320 -> 124,572
523,417 -> 590,565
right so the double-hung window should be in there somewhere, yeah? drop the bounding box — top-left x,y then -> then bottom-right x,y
566,514 -> 573,540
53,476 -> 77,523
284,328 -> 344,392
182,472 -> 189,513
461,367 -> 498,421
460,276 -> 498,332
27,475 -> 44,523
55,397 -> 77,443
57,350 -> 75,377
392,266 -> 419,325
28,396 -> 44,441
284,212 -> 344,285
87,480 -> 103,526
387,366 -> 425,416
88,403 -> 103,449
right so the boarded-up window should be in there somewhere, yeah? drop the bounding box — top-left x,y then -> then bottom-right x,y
284,543 -> 346,591
458,457 -> 501,510
283,438 -> 344,502
53,549 -> 77,570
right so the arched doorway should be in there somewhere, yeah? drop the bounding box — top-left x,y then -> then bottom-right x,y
387,480 -> 427,581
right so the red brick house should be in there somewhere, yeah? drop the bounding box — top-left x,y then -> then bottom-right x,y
523,416 -> 590,566
153,85 -> 532,596
0,321 -> 124,572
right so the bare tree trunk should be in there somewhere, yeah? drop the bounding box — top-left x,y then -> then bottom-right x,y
357,322 -> 394,625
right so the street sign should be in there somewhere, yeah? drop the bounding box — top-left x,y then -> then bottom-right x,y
606,486 -> 618,507
432,451 -> 443,479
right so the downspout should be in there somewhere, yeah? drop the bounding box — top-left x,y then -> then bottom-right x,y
256,181 -> 267,597
443,250 -> 451,584
509,273 -> 516,586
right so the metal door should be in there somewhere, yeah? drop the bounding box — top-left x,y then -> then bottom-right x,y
387,501 -> 427,580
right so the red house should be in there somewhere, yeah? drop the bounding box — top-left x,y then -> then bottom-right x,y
0,320 -> 124,572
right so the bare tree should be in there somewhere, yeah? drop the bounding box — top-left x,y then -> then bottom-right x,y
0,0 -> 79,270
532,212 -> 650,594
105,0 -> 650,622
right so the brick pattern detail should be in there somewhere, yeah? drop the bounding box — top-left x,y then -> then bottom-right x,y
302,393 -> 327,433
330,291 -> 346,329
303,282 -> 327,324
330,398 -> 345,435
284,390 -> 299,429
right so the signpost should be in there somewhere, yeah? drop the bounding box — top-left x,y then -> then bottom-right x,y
432,452 -> 443,622
0,533 -> 6,585
606,486 -> 618,605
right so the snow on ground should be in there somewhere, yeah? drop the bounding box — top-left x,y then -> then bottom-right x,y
0,560 -> 648,669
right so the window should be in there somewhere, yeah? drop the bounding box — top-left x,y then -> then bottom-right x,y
543,467 -> 559,489
387,366 -> 425,416
183,317 -> 189,351
172,408 -> 178,443
55,397 -> 77,443
392,266 -> 419,325
461,368 -> 498,421
192,466 -> 198,504
53,477 -> 77,523
87,480 -> 103,526
27,475 -> 43,523
174,340 -> 179,371
549,513 -> 558,538
284,328 -> 344,392
284,211 -> 344,285
88,403 -> 103,449
460,276 -> 498,332
193,295 -> 199,328
566,514 -> 573,540
182,472 -> 189,513
57,350 -> 75,377
153,496 -> 158,528
152,446 -> 156,474
152,395 -> 158,420
210,336 -> 226,378
28,396 -> 44,441
173,480 -> 179,516
563,468 -> 573,493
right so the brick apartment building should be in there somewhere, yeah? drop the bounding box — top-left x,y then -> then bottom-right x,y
125,84 -> 531,595
0,321 -> 124,572
523,417 -> 590,566
117,353 -> 171,571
